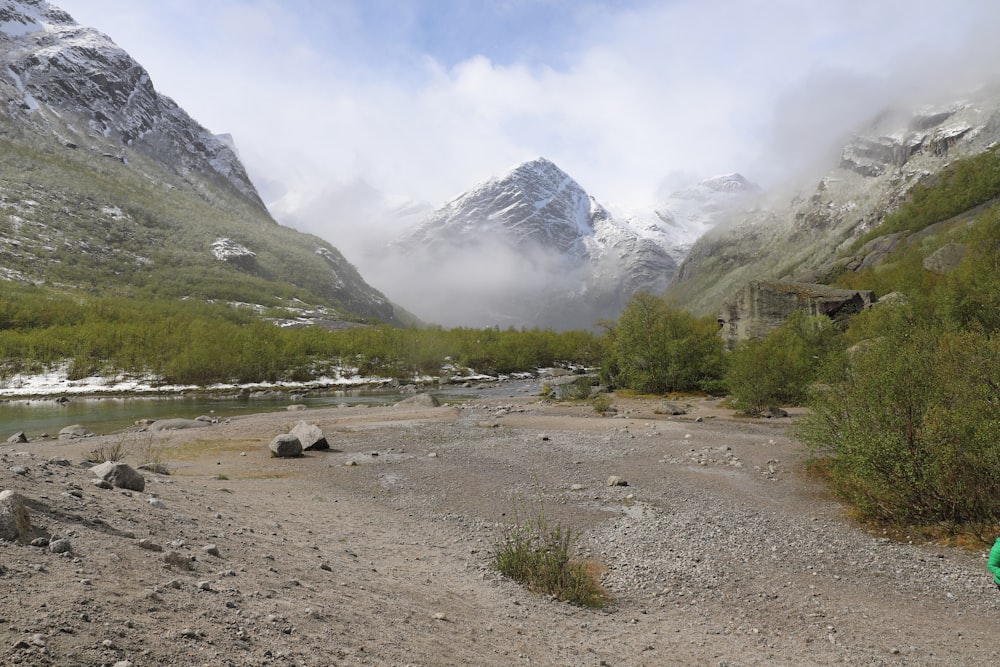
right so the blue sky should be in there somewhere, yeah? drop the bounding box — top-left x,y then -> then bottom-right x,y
55,0 -> 1000,259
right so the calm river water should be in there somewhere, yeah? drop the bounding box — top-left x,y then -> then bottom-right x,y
0,379 -> 540,438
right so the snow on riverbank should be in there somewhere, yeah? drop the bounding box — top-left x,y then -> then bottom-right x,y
0,364 -> 540,399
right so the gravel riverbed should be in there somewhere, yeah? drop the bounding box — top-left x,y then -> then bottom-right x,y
0,392 -> 996,665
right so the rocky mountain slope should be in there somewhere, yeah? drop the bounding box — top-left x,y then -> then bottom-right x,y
669,87 -> 1000,316
0,0 -> 397,324
379,158 -> 752,329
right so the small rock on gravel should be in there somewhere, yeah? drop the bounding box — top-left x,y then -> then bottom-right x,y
49,537 -> 72,554
91,461 -> 146,492
0,490 -> 33,543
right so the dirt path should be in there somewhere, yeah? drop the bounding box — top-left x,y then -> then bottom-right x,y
1,392 -> 997,665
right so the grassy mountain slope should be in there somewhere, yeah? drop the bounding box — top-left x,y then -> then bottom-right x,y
0,115 -> 396,323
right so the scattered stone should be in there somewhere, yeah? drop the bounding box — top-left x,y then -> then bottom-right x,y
137,463 -> 170,475
48,457 -> 71,467
287,404 -> 308,412
345,460 -> 359,467
163,551 -> 193,571
607,476 -> 628,487
49,537 -> 72,554
30,537 -> 49,548
58,424 -> 94,440
433,612 -> 448,621
203,544 -> 221,557
0,490 -> 34,543
395,393 -> 441,408
428,453 -> 438,459
91,461 -> 146,492
290,421 -> 329,451
6,432 -> 27,444
197,581 -> 213,591
138,538 -> 163,552
766,406 -> 789,419
91,479 -> 113,490
10,466 -> 28,476
148,497 -> 166,509
570,484 -> 585,491
149,419 -> 212,432
269,434 -> 303,459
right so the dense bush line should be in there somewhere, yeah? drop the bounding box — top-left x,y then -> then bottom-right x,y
0,286 -> 602,386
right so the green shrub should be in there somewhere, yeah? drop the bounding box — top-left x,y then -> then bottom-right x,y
591,393 -> 613,415
799,325 -> 1000,527
492,506 -> 610,608
727,311 -> 837,414
602,293 -> 725,394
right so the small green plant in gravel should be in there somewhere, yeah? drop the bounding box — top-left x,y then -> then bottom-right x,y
591,393 -> 614,415
492,504 -> 610,608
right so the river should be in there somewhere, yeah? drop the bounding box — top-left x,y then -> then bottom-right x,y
0,379 -> 542,438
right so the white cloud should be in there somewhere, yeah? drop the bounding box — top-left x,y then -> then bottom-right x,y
55,0 -> 1000,266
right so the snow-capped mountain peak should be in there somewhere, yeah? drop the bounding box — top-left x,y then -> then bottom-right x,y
0,0 -> 73,37
399,157 -> 607,260
613,173 -> 759,263
378,158 -> 750,328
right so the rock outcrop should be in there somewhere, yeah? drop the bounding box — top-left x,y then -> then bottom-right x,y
718,280 -> 876,349
58,424 -> 93,439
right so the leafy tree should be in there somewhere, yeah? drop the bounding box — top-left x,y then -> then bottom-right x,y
602,293 -> 725,394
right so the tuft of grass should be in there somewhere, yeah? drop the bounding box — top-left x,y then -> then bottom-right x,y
85,435 -> 128,464
492,504 -> 610,608
133,433 -> 170,474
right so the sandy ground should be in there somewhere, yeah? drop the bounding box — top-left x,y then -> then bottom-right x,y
1,388 -> 998,666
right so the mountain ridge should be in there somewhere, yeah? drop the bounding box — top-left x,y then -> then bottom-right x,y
667,87 -> 1000,316
0,0 -> 399,325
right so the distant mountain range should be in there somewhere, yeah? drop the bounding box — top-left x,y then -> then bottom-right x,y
4,1 -> 1000,334
374,158 -> 756,329
0,0 -> 398,325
